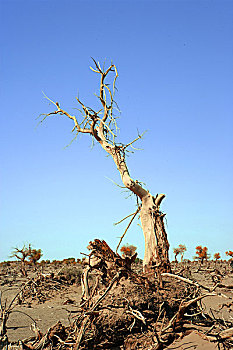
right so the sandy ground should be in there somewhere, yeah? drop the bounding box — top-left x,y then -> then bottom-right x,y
2,283 -> 82,342
199,275 -> 233,321
166,270 -> 233,350
166,331 -> 223,349
1,261 -> 233,348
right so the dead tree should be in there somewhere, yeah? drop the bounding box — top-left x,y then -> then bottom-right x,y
10,244 -> 31,277
173,244 -> 187,262
41,59 -> 171,273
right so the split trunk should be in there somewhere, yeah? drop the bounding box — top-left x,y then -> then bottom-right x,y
99,137 -> 171,273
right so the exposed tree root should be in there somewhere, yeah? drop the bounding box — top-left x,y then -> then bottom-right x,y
1,242 -> 233,349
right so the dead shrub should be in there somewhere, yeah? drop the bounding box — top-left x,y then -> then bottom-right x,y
58,266 -> 82,285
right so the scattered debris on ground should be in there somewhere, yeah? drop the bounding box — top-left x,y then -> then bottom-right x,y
0,241 -> 233,349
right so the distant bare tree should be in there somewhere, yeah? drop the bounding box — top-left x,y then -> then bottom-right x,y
41,59 -> 171,273
10,244 -> 31,276
173,244 -> 187,262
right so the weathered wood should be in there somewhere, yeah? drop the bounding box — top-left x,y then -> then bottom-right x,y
42,60 -> 172,273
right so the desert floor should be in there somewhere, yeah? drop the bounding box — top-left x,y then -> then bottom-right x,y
1,260 -> 232,349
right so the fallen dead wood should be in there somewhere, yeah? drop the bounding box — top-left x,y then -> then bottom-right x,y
161,272 -> 212,291
217,283 -> 233,290
18,267 -> 82,305
162,272 -> 232,300
200,327 -> 233,343
2,243 -> 233,350
217,327 -> 233,340
0,278 -> 39,349
161,293 -> 215,334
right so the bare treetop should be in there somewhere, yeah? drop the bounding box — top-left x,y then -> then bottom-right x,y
41,59 -> 118,143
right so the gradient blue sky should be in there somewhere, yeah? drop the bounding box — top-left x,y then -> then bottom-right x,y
1,0 -> 232,262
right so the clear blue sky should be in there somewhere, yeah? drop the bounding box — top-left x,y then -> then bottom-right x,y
1,0 -> 232,262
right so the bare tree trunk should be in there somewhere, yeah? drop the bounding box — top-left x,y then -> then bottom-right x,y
140,193 -> 171,272
107,144 -> 171,272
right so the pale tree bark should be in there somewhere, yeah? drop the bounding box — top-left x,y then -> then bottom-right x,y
41,59 -> 171,273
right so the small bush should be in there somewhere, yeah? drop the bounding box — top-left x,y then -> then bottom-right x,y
28,249 -> 43,266
58,266 -> 82,285
62,258 -> 76,265
214,253 -> 221,261
194,246 -> 210,263
120,244 -> 137,258
226,251 -> 233,258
